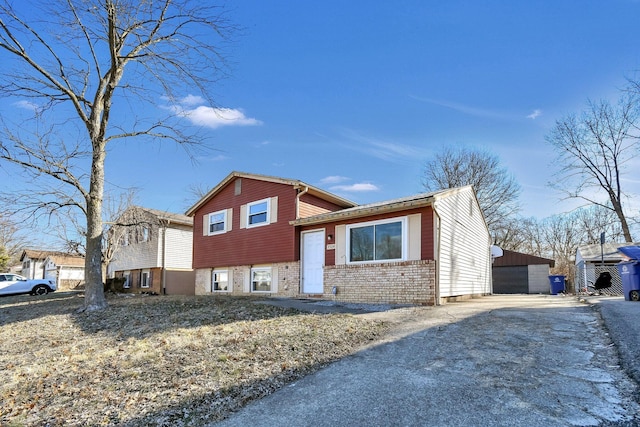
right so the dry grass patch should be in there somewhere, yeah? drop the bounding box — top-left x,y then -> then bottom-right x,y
0,293 -> 388,426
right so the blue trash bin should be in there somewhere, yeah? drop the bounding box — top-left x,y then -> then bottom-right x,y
548,275 -> 566,295
617,246 -> 640,301
617,261 -> 640,301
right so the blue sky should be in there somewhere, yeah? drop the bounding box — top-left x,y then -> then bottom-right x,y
4,1 -> 640,230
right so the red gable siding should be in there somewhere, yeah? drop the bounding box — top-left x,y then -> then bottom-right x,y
192,178 -> 299,268
300,206 -> 435,265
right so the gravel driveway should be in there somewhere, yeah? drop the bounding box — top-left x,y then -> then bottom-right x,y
219,295 -> 640,426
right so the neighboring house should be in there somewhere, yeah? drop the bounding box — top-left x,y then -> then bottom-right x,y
44,254 -> 85,290
574,242 -> 640,294
20,249 -> 78,280
20,249 -> 48,279
107,206 -> 195,295
492,249 -> 555,294
187,172 -> 492,305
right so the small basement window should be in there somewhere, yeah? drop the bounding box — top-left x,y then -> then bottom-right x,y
251,267 -> 272,292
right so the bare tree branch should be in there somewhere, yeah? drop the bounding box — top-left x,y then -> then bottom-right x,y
546,94 -> 638,242
422,145 -> 521,238
0,0 -> 236,311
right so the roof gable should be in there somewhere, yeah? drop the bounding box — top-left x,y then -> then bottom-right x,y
45,254 -> 85,267
493,249 -> 555,267
576,242 -> 640,263
291,186 -> 474,226
186,171 -> 356,216
21,249 -> 71,262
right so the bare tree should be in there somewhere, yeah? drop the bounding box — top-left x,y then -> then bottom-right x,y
422,145 -> 521,237
575,204 -> 625,244
0,1 -> 234,311
0,213 -> 33,270
541,213 -> 583,280
492,216 -> 545,255
546,95 -> 638,242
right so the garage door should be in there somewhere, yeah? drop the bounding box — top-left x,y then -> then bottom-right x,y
493,266 -> 528,294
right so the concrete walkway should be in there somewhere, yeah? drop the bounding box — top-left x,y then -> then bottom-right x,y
217,295 -> 640,426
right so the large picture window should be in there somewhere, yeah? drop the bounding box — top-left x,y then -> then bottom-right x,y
251,267 -> 272,292
347,218 -> 405,263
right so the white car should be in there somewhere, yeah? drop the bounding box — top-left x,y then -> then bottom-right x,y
0,274 -> 57,296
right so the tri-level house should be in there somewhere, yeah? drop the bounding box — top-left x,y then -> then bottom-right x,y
107,206 -> 194,295
187,172 -> 492,305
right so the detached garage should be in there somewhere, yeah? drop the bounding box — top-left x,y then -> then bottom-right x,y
493,249 -> 555,294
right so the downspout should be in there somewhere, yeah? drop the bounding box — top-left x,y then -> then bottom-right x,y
161,220 -> 168,295
432,202 -> 442,306
296,186 -> 309,219
296,186 -> 309,294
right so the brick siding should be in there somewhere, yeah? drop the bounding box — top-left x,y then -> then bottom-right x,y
195,260 -> 436,305
324,260 -> 437,305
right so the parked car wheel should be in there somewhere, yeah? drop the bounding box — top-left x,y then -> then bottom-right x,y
32,284 -> 50,296
630,290 -> 640,302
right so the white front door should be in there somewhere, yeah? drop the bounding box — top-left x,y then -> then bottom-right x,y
302,230 -> 325,294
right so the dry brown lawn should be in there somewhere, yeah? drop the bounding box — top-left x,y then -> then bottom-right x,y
0,292 -> 388,426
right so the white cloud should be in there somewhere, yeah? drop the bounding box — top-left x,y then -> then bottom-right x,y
320,175 -> 350,185
330,183 -> 379,192
340,128 -> 424,162
527,109 -> 542,119
410,95 -> 507,119
182,106 -> 262,129
167,94 -> 262,129
15,100 -> 38,112
179,94 -> 206,107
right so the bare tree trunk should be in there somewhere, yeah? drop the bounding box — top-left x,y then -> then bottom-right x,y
612,198 -> 633,242
83,147 -> 107,311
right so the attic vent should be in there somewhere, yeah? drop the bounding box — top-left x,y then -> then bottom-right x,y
235,178 -> 242,196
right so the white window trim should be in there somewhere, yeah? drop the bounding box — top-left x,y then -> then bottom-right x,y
246,198 -> 271,228
212,269 -> 230,292
208,210 -> 228,235
250,267 -> 273,293
123,271 -> 131,289
345,216 -> 407,265
141,269 -> 151,288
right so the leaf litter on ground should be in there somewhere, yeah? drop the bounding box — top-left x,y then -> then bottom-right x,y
0,292 -> 388,426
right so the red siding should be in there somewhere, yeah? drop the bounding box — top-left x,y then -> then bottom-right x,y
193,178 -> 299,268
300,206 -> 435,265
422,207 -> 434,260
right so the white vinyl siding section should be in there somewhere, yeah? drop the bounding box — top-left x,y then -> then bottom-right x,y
163,226 -> 193,269
434,187 -> 491,298
108,222 -> 193,275
108,228 -> 160,273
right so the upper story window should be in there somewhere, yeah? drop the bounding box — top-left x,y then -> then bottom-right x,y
247,198 -> 270,227
208,210 -> 227,235
347,217 -> 406,263
142,227 -> 150,242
